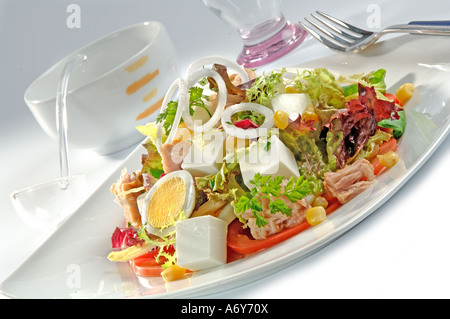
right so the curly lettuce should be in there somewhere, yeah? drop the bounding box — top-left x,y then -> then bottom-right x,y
325,129 -> 344,172
293,68 -> 346,110
340,69 -> 387,98
195,162 -> 248,203
246,69 -> 286,107
279,125 -> 328,194
352,130 -> 392,162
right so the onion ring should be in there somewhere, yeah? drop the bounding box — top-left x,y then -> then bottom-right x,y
221,102 -> 275,139
156,78 -> 188,149
182,68 -> 227,133
185,55 -> 249,84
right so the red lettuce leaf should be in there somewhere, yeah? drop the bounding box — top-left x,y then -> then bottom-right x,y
233,118 -> 260,129
325,98 -> 377,168
358,84 -> 399,122
111,227 -> 144,249
287,115 -> 317,132
322,85 -> 393,169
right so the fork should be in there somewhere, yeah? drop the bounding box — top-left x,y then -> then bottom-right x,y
300,11 -> 450,53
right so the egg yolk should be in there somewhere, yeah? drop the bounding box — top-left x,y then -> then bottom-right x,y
147,177 -> 186,228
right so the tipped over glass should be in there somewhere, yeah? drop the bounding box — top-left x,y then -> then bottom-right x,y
10,55 -> 88,231
10,175 -> 87,231
202,0 -> 307,68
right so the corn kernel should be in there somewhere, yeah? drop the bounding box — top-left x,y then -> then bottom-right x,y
377,151 -> 399,169
302,110 -> 319,123
306,206 -> 327,226
161,264 -> 187,282
285,86 -> 299,93
395,83 -> 414,106
274,110 -> 290,130
313,196 -> 328,209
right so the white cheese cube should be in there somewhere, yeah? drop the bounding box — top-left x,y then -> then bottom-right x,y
271,93 -> 312,120
181,131 -> 225,177
175,215 -> 227,271
239,134 -> 300,190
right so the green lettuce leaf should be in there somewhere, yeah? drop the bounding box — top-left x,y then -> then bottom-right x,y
353,130 -> 392,161
293,68 -> 346,109
378,110 -> 406,139
136,123 -> 164,179
279,127 -> 328,192
325,129 -> 344,172
366,69 -> 387,93
246,69 -> 286,107
341,69 -> 387,98
195,162 -> 248,203
141,139 -> 164,179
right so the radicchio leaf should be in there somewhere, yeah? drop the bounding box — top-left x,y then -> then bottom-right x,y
322,85 -> 393,169
288,114 -> 317,132
326,104 -> 377,169
111,227 -> 144,249
358,84 -> 399,122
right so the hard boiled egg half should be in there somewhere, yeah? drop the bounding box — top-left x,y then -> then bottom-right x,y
140,170 -> 196,237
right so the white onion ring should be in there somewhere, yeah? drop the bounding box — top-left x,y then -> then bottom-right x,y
156,78 -> 188,149
185,55 -> 249,83
221,102 -> 275,139
182,68 -> 227,133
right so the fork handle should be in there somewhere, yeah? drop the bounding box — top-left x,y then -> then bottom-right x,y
386,21 -> 450,36
409,20 -> 450,27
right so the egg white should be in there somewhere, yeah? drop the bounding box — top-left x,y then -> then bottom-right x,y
140,170 -> 196,237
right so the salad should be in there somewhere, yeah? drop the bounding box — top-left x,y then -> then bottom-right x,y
107,55 -> 413,282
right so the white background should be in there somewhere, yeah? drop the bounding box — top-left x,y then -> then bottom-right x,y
1,0 -> 449,299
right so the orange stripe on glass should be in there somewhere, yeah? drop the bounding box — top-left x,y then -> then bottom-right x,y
142,87 -> 158,103
136,96 -> 164,121
126,69 -> 159,95
124,55 -> 149,72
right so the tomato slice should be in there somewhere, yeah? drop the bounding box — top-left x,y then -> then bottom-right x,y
384,93 -> 400,106
226,245 -> 246,263
227,219 -> 311,255
323,194 -> 341,214
378,137 -> 398,154
370,137 -> 398,175
130,246 -> 175,277
131,253 -> 163,277
227,194 -> 342,256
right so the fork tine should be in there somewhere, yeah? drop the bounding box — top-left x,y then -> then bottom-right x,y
299,21 -> 347,52
305,18 -> 356,46
310,13 -> 361,41
316,11 -> 372,36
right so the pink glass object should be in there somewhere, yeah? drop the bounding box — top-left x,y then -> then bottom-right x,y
202,0 -> 307,68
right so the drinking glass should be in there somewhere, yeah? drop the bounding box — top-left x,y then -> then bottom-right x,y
202,0 -> 307,67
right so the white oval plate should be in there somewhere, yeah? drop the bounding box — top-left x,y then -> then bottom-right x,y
1,35 -> 450,299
